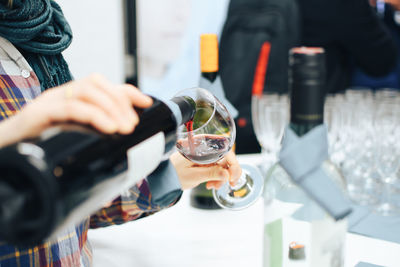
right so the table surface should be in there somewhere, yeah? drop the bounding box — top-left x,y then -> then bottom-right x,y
88,155 -> 400,267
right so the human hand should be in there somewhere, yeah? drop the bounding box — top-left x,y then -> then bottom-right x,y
0,74 -> 153,147
170,150 -> 242,190
370,0 -> 400,11
384,0 -> 400,10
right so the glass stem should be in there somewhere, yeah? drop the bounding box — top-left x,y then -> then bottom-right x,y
382,178 -> 393,207
261,148 -> 277,169
230,172 -> 247,191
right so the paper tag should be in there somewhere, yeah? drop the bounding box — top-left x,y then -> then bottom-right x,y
126,132 -> 166,187
50,133 -> 166,240
311,218 -> 347,267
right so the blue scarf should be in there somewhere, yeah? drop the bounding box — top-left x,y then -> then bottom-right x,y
0,0 -> 73,90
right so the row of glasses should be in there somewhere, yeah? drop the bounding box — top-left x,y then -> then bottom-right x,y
252,87 -> 400,216
326,88 -> 400,216
327,88 -> 378,206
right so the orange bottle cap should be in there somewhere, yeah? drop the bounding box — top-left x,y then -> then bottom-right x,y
200,34 -> 219,73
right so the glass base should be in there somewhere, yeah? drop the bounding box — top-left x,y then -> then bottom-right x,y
212,164 -> 263,210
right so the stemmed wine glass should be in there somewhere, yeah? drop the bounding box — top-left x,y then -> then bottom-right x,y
251,92 -> 288,171
175,87 -> 263,210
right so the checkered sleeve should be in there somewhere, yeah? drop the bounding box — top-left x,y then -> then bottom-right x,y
0,59 -> 41,120
89,179 -> 181,228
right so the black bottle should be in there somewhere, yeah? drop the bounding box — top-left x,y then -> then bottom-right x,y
0,96 -> 195,246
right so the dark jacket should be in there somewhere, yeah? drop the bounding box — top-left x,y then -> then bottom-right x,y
298,0 -> 397,93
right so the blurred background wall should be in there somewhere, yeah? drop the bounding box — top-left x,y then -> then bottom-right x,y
56,0 -> 230,91
136,0 -> 230,98
57,0 -> 125,83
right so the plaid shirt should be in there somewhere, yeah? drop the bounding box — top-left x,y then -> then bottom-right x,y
0,37 -> 177,267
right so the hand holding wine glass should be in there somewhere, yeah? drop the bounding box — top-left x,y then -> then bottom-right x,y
175,87 -> 263,210
170,150 -> 241,190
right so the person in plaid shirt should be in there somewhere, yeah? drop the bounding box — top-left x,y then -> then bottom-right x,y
0,0 -> 241,266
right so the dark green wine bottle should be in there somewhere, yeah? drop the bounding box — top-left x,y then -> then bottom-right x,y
190,33 -> 221,209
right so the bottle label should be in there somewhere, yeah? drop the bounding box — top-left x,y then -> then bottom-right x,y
50,132 -> 166,239
310,218 -> 347,267
264,191 -> 347,267
264,219 -> 283,267
126,132 -> 166,185
264,216 -> 346,267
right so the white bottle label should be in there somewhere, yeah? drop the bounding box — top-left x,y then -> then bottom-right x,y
50,132 -> 166,240
310,218 -> 347,267
126,132 -> 166,187
264,200 -> 347,267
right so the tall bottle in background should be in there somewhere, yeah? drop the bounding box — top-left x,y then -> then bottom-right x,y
263,47 -> 348,267
189,33 -> 221,209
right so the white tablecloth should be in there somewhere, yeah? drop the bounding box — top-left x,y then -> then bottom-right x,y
88,155 -> 400,267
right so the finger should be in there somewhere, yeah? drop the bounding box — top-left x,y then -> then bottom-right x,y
114,85 -> 142,119
48,101 -> 119,134
384,0 -> 400,6
193,165 -> 230,183
88,75 -> 139,122
121,84 -> 153,108
206,180 -> 226,190
218,151 -> 242,185
75,84 -> 137,134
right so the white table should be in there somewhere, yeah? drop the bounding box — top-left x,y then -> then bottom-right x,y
88,155 -> 400,267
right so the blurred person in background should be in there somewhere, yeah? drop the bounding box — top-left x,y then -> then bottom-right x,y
297,0 -> 397,94
0,0 -> 241,266
217,0 -> 397,154
137,0 -> 230,99
137,0 -> 191,85
351,0 -> 400,89
137,0 -> 237,115
382,0 -> 400,9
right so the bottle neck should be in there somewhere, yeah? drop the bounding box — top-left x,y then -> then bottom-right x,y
289,47 -> 326,137
289,121 -> 321,137
201,71 -> 218,83
169,96 -> 196,125
289,84 -> 324,137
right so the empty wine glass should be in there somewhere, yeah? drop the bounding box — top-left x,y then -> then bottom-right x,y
251,93 -> 288,170
175,87 -> 263,210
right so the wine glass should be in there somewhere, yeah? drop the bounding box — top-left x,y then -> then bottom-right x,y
251,93 -> 288,171
175,87 -> 263,210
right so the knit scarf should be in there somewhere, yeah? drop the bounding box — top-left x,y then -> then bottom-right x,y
0,0 -> 73,90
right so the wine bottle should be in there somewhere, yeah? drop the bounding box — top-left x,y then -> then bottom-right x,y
0,96 -> 196,246
189,33 -> 222,209
263,47 -> 348,267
